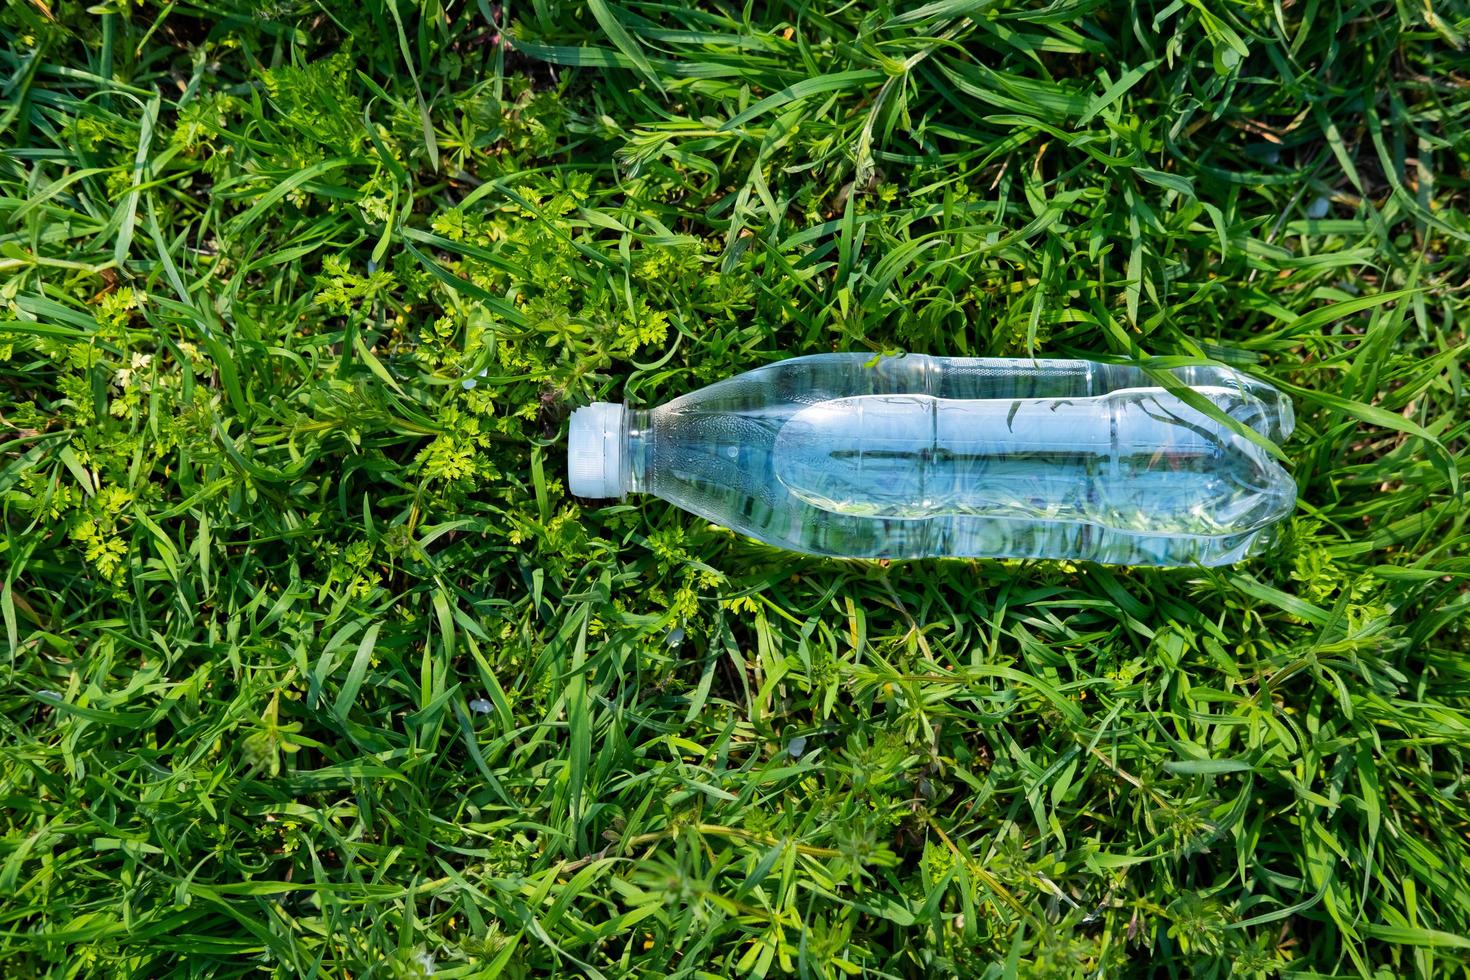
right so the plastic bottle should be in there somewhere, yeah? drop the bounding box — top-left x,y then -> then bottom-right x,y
567,354 -> 1297,566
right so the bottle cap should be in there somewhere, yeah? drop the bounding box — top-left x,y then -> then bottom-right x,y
567,402 -> 627,498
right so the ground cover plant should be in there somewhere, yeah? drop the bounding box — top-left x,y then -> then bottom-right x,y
2,0 -> 1469,976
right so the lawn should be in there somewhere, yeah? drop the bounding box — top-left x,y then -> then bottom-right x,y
2,0 -> 1469,976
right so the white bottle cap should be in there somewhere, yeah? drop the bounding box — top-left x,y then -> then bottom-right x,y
567,402 -> 627,498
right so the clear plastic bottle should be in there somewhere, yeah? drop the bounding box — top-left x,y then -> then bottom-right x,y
567,354 -> 1297,566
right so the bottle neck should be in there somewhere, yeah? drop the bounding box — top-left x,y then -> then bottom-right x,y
623,409 -> 653,494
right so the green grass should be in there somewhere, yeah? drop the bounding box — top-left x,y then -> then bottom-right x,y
2,0 -> 1469,975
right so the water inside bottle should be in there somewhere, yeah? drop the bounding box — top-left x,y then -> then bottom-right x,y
772,387 -> 1295,537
